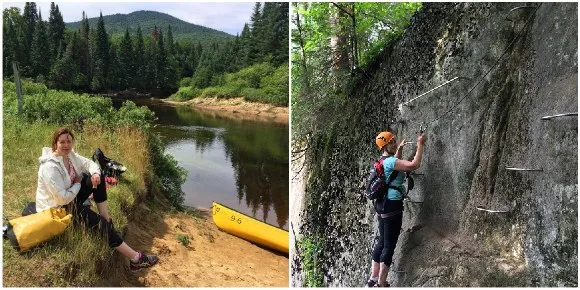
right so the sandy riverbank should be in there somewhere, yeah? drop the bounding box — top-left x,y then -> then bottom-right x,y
98,196 -> 288,287
162,97 -> 288,124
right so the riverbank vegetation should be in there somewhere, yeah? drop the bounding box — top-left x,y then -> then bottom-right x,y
2,80 -> 186,286
170,62 -> 288,106
168,3 -> 289,106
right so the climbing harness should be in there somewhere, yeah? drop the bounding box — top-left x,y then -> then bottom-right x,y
400,4 -> 542,129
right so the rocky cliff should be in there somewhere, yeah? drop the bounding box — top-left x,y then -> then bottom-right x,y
291,3 -> 577,287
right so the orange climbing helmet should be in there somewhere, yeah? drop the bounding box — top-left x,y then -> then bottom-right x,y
375,131 -> 394,150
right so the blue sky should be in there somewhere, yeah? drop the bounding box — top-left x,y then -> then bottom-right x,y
3,2 -> 256,35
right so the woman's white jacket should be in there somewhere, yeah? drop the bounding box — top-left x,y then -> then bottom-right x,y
35,147 -> 101,213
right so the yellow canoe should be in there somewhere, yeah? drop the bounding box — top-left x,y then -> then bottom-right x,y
212,201 -> 288,254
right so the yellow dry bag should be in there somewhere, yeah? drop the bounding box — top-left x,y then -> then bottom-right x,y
6,208 -> 72,252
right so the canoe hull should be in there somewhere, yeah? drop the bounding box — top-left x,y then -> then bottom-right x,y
212,202 -> 288,254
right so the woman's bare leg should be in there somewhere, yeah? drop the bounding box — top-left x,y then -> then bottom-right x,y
115,242 -> 139,260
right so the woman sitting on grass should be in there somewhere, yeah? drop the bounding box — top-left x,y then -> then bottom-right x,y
35,127 -> 158,271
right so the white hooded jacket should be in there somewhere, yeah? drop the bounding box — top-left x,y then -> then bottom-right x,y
35,147 -> 101,213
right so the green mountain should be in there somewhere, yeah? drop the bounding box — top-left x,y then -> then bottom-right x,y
66,10 -> 234,44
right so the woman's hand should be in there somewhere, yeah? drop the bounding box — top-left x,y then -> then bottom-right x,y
74,175 -> 82,184
91,173 -> 101,188
417,132 -> 428,145
398,139 -> 407,149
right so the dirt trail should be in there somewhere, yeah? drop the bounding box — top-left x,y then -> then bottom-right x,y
99,197 -> 288,287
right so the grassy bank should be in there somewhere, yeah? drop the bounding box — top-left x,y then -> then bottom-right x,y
168,62 -> 288,107
2,80 -> 185,286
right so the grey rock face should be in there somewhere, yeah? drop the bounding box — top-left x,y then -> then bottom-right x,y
292,3 -> 577,287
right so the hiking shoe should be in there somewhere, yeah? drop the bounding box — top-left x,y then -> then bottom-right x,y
366,280 -> 377,288
374,282 -> 390,287
129,252 -> 159,271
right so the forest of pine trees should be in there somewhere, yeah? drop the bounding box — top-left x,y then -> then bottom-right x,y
3,2 -> 289,99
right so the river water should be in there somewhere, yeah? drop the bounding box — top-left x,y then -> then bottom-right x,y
115,99 -> 289,230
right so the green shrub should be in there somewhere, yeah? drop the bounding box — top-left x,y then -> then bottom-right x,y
176,234 -> 190,246
172,62 -> 289,106
200,86 -> 240,99
179,77 -> 192,87
226,62 -> 275,89
168,86 -> 202,101
22,81 -> 48,95
148,132 -> 187,209
114,100 -> 156,130
298,236 -> 325,287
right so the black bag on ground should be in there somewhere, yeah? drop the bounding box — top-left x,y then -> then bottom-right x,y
92,148 -> 127,177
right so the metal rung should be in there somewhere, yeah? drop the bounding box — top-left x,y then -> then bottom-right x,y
540,112 -> 578,120
476,206 -> 509,213
506,167 -> 543,172
506,6 -> 538,21
404,198 -> 424,203
399,77 -> 463,109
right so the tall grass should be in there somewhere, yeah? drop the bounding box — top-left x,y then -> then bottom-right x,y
3,116 -> 150,286
2,80 -> 185,286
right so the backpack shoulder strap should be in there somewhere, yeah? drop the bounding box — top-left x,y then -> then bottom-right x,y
386,170 -> 399,186
382,156 -> 398,185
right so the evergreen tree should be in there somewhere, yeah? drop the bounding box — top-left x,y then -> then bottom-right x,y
269,3 -> 289,66
239,23 -> 252,67
183,44 -> 197,77
230,35 -> 242,72
107,45 -> 121,90
3,7 -> 23,78
166,25 -> 175,56
192,43 -> 217,88
277,3 -> 290,65
248,2 -> 263,64
30,11 -> 50,79
92,12 -> 109,90
49,32 -> 79,90
260,2 -> 277,61
22,2 -> 38,76
195,42 -> 203,70
78,12 -> 91,88
165,26 -> 179,89
144,35 -> 158,90
48,2 -> 65,61
134,25 -> 146,90
118,27 -> 134,89
156,30 -> 167,88
151,25 -> 159,40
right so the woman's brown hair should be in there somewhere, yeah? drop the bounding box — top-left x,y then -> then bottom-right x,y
52,127 -> 75,151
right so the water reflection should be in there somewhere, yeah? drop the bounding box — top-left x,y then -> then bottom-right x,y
128,100 -> 289,230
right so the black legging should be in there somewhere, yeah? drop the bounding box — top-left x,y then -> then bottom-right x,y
372,211 -> 403,265
66,173 -> 124,248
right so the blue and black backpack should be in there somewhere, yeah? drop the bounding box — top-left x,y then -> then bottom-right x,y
365,156 -> 407,214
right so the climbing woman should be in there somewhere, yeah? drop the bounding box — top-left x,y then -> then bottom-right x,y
366,130 -> 427,287
35,127 -> 159,271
